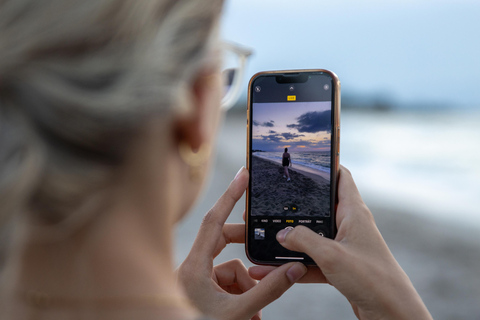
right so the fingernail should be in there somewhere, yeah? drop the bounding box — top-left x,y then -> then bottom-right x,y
234,166 -> 245,180
276,227 -> 293,243
286,263 -> 307,283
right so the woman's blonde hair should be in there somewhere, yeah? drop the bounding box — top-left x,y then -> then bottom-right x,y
0,0 -> 223,230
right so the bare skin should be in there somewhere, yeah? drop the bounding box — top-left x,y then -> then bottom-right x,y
249,166 -> 433,320
178,167 -> 306,320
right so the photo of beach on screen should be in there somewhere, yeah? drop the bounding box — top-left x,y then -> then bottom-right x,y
251,101 -> 332,217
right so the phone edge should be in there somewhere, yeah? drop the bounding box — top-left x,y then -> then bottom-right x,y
245,69 -> 341,266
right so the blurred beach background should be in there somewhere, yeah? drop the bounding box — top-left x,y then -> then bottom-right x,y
176,1 -> 480,319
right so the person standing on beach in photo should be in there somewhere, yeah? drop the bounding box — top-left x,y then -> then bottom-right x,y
282,147 -> 292,181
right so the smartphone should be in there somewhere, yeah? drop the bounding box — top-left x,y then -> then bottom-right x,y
246,69 -> 340,265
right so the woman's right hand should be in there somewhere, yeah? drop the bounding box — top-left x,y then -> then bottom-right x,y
250,166 -> 433,320
178,168 -> 307,320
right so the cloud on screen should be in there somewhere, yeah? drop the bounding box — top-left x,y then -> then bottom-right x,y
253,120 -> 275,127
287,110 -> 331,133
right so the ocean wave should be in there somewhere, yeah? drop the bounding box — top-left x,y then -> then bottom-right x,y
254,151 -> 331,174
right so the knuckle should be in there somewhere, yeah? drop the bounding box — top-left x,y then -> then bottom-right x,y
340,165 -> 352,177
356,203 -> 375,222
262,279 -> 285,300
289,225 -> 309,243
177,263 -> 196,284
225,186 -> 237,200
201,208 -> 224,231
272,279 -> 289,299
231,258 -> 244,267
223,258 -> 244,270
202,209 -> 215,226
221,226 -> 232,245
343,193 -> 366,210
317,242 -> 343,272
223,188 -> 239,207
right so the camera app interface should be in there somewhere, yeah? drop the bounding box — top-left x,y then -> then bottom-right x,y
248,73 -> 334,262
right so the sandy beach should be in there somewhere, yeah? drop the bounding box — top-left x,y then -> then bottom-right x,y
251,155 -> 330,217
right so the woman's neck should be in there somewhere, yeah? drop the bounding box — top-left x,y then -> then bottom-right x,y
1,183 -> 197,319
1,122 -> 201,319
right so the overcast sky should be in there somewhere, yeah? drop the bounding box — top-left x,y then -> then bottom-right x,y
221,0 -> 480,108
252,102 -> 331,152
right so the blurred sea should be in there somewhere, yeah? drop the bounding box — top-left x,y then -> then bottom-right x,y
249,109 -> 480,229
340,110 -> 480,230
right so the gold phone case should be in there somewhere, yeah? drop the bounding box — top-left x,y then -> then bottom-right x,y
245,69 -> 340,266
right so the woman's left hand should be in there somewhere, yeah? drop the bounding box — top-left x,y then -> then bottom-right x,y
177,167 -> 307,320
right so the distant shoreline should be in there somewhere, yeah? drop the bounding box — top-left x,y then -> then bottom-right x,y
254,153 -> 330,182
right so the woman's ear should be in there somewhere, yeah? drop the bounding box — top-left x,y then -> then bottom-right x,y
174,69 -> 222,151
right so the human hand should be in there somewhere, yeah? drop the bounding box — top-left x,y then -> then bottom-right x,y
249,166 -> 432,320
177,167 -> 307,320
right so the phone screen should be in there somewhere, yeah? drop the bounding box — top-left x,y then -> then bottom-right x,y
246,70 -> 339,265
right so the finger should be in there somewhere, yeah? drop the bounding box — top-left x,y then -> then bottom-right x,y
336,165 -> 372,228
242,210 -> 246,222
223,224 -> 245,244
276,225 -> 341,274
191,167 -> 248,258
337,165 -> 363,207
212,223 -> 245,258
213,259 -> 257,294
247,265 -> 276,280
235,262 -> 307,319
249,265 -> 327,284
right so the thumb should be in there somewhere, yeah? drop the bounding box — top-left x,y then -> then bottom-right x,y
236,262 -> 306,318
277,225 -> 338,268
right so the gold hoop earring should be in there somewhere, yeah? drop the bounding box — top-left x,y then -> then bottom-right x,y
178,142 -> 211,182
